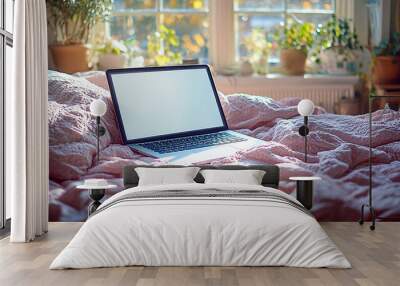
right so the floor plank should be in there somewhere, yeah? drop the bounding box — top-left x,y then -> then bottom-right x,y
0,222 -> 399,286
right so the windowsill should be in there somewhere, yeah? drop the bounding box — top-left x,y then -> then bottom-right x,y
215,73 -> 360,86
213,73 -> 360,113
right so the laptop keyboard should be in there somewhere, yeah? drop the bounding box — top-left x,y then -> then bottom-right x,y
137,132 -> 247,154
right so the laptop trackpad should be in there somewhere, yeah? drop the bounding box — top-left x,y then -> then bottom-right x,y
161,140 -> 261,164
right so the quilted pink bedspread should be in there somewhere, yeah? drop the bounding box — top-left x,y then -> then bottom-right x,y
49,71 -> 400,221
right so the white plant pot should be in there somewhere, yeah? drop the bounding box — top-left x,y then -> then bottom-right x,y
320,47 -> 370,75
98,54 -> 128,70
129,56 -> 145,67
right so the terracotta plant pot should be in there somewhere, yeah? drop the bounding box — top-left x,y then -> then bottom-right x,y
182,58 -> 199,65
50,44 -> 89,74
334,98 -> 361,115
240,60 -> 253,76
373,56 -> 400,85
280,48 -> 307,75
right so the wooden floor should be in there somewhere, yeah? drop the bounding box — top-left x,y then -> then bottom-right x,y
0,222 -> 399,286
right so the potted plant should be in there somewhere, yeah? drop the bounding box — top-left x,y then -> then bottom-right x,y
95,39 -> 129,70
147,25 -> 182,66
47,0 -> 112,73
244,28 -> 272,75
312,15 -> 370,75
372,32 -> 400,84
275,20 -> 314,75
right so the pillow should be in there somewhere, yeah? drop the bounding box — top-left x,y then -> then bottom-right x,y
136,167 -> 201,186
200,169 -> 266,185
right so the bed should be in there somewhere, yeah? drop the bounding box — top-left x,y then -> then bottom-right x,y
50,165 -> 351,269
48,70 -> 400,222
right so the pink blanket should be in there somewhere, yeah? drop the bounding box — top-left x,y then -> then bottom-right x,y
49,71 -> 400,221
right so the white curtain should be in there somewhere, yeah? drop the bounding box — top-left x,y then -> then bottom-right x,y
336,0 -> 356,23
209,0 -> 235,72
336,0 -> 369,46
8,0 -> 49,242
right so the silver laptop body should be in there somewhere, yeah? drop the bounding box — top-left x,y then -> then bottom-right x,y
106,65 -> 265,164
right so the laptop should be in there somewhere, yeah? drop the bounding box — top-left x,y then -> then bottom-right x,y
106,65 -> 266,164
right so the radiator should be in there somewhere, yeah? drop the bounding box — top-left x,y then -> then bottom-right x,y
215,75 -> 358,113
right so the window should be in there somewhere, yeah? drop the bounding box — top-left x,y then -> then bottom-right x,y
108,0 -> 209,64
1,0 -> 14,230
107,0 -> 336,67
234,0 -> 335,62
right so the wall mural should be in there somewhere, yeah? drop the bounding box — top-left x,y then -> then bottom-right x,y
48,70 -> 400,222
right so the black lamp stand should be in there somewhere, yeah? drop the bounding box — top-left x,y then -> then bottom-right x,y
359,93 -> 378,231
96,116 -> 106,163
88,189 -> 105,216
299,116 -> 309,162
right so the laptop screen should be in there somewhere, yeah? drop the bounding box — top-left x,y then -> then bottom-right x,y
107,66 -> 227,143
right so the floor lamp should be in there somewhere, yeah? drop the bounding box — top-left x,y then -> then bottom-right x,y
297,99 -> 315,162
90,99 -> 107,163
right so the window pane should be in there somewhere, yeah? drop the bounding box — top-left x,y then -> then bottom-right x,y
289,13 -> 332,27
234,0 -> 284,12
5,0 -> 14,33
112,0 -> 156,11
5,44 -> 13,219
109,15 -> 156,50
163,14 -> 208,61
0,39 -> 3,227
287,0 -> 334,12
236,14 -> 283,61
162,0 -> 208,11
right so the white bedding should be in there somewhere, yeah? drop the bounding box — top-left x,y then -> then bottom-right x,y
50,183 -> 351,269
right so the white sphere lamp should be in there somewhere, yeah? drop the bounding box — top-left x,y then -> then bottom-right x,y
297,99 -> 315,117
90,99 -> 107,117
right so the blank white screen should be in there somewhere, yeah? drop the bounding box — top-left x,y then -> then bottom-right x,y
110,68 -> 225,141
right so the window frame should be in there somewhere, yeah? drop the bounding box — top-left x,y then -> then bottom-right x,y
232,1 -> 336,18
108,0 -> 337,69
107,0 -> 210,62
233,0 -> 336,62
0,0 -> 13,230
